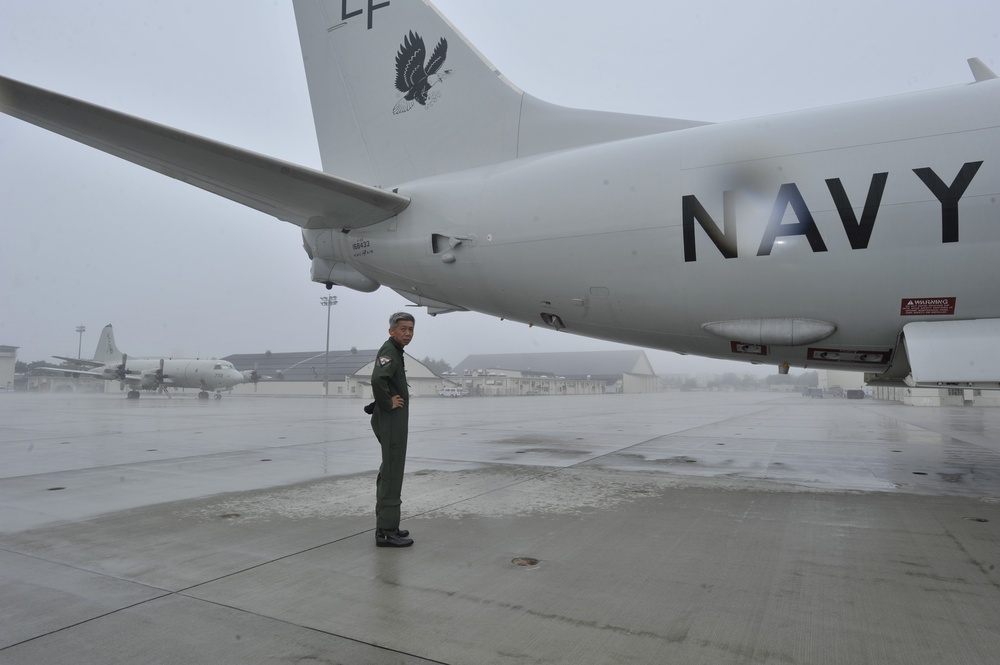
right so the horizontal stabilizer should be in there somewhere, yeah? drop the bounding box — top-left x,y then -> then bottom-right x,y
52,356 -> 104,368
0,75 -> 409,229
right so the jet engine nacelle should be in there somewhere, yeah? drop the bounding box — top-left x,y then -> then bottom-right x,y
310,258 -> 380,292
303,227 -> 381,292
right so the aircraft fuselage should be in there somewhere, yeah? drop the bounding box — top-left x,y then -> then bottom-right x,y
309,78 -> 999,373
107,358 -> 245,392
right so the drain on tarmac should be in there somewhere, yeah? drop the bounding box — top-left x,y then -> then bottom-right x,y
512,557 -> 540,567
964,517 -> 989,523
47,487 -> 66,491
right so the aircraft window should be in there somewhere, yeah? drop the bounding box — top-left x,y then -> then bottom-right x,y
214,364 -> 222,370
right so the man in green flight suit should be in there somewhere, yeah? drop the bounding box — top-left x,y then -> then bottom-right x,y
370,312 -> 416,548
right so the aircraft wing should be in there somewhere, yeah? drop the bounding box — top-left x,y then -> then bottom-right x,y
34,366 -> 109,380
36,365 -> 146,388
0,75 -> 410,230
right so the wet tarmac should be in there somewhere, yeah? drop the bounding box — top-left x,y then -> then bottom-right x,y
1,391 -> 999,664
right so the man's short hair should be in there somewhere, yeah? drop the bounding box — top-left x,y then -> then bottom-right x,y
389,311 -> 415,329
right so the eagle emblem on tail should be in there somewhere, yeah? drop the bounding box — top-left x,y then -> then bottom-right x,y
393,31 -> 451,115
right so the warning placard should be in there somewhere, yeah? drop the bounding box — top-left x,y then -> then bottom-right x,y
900,297 -> 956,316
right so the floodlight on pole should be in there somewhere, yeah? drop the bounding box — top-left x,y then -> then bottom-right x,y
320,296 -> 338,396
76,325 -> 86,359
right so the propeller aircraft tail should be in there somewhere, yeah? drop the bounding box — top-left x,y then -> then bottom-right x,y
93,324 -> 125,364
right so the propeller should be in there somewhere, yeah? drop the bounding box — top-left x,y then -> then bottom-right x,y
241,363 -> 265,391
251,362 -> 261,392
116,353 -> 128,391
155,358 -> 171,398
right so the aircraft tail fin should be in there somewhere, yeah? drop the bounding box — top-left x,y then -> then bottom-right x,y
292,0 -> 705,188
969,57 -> 999,83
93,324 -> 124,364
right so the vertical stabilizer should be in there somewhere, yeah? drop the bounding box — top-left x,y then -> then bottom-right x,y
969,57 -> 999,82
93,325 -> 123,364
292,0 -> 706,188
293,0 -> 522,187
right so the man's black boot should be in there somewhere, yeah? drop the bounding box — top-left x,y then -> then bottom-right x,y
376,528 -> 414,548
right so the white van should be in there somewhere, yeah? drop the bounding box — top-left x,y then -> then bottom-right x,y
438,387 -> 466,397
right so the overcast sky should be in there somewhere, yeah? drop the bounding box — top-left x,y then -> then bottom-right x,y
1,1 -> 997,375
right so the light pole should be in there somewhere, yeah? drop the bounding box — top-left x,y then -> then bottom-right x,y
75,325 -> 86,359
320,296 -> 338,396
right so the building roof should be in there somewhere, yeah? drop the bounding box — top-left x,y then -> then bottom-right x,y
453,350 -> 656,380
224,349 -> 377,383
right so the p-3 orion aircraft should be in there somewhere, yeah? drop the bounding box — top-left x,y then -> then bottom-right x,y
2,1 -> 998,389
42,324 -> 250,399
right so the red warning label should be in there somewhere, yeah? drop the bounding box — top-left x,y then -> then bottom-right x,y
900,297 -> 956,316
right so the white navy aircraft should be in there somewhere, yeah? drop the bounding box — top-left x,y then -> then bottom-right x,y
2,1 -> 998,389
44,324 -> 250,400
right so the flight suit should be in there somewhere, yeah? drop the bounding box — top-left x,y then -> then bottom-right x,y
370,337 -> 409,531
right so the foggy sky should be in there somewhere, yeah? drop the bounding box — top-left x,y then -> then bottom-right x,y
1,1 -> 997,375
